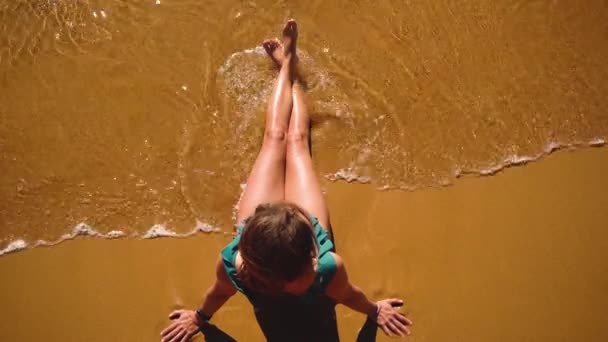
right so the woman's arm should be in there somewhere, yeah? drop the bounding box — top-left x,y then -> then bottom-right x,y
200,256 -> 238,316
160,255 -> 237,342
325,254 -> 413,337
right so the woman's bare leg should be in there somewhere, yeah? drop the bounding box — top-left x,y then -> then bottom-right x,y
236,20 -> 297,223
285,82 -> 334,240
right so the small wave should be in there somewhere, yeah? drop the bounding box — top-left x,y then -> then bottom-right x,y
455,138 -> 604,178
0,240 -> 28,256
65,223 -> 126,240
326,137 -> 606,189
589,138 -> 606,147
22,224 -> 127,251
325,167 -> 371,183
1,221 -> 225,257
195,220 -> 218,233
218,46 -> 266,74
3,138 -> 604,257
142,224 -> 177,239
140,222 -> 220,239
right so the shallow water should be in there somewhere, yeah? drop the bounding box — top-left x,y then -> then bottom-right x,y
1,0 -> 607,251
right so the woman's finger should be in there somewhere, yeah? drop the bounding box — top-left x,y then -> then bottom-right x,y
181,331 -> 194,342
161,322 -> 178,337
395,312 -> 413,325
380,324 -> 392,337
392,318 -> 410,336
387,321 -> 403,337
163,326 -> 183,342
169,329 -> 186,342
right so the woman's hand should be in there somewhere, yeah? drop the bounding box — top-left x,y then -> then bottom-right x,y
160,310 -> 200,342
373,299 -> 413,337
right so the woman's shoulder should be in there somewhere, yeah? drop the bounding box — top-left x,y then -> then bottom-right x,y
322,252 -> 342,272
220,232 -> 245,292
315,252 -> 341,291
322,253 -> 350,299
327,252 -> 341,264
220,233 -> 240,263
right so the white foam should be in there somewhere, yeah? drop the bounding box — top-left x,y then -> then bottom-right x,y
195,220 -> 219,233
1,137 -> 605,256
106,230 -> 126,239
1,219 -> 228,257
330,138 -> 607,189
34,240 -> 52,247
44,223 -> 126,245
589,138 -> 606,147
142,224 -> 177,239
478,164 -> 505,176
504,154 -> 535,165
0,239 -> 28,256
72,223 -> 98,236
325,167 -> 371,183
218,46 -> 265,75
544,141 -> 562,153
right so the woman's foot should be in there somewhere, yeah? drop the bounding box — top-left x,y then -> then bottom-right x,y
281,19 -> 298,58
262,39 -> 285,67
262,19 -> 298,68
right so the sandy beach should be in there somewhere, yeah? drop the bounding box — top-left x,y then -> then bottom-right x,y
1,147 -> 607,341
1,1 -> 607,341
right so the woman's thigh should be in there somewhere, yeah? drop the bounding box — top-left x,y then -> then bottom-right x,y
236,134 -> 287,223
285,138 -> 331,236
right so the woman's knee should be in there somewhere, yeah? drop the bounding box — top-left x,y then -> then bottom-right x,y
286,131 -> 310,151
263,128 -> 288,145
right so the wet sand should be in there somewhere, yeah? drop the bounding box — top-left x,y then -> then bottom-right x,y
1,147 -> 607,341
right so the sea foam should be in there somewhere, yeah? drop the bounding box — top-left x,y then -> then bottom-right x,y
0,240 -> 28,256
326,137 -> 607,190
1,138 -> 604,257
1,220 -> 224,257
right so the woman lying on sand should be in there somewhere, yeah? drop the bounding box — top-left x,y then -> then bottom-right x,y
161,19 -> 412,341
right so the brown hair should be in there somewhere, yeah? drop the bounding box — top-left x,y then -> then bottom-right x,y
237,202 -> 317,294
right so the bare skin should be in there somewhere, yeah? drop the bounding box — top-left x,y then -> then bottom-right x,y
235,20 -> 298,225
161,20 -> 413,341
262,27 -> 332,237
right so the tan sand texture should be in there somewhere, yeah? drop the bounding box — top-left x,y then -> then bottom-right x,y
1,147 -> 607,341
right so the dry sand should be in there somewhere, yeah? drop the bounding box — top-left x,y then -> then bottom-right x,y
1,147 -> 607,341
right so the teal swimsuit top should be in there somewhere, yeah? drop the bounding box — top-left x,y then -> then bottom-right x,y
221,216 -> 337,301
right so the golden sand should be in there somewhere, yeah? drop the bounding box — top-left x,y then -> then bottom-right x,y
1,147 -> 607,341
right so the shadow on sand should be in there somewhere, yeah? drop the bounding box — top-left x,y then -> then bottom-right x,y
200,323 -> 237,342
200,318 -> 377,342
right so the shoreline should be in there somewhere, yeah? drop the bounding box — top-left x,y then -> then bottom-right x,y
2,142 -> 605,257
1,147 -> 607,341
